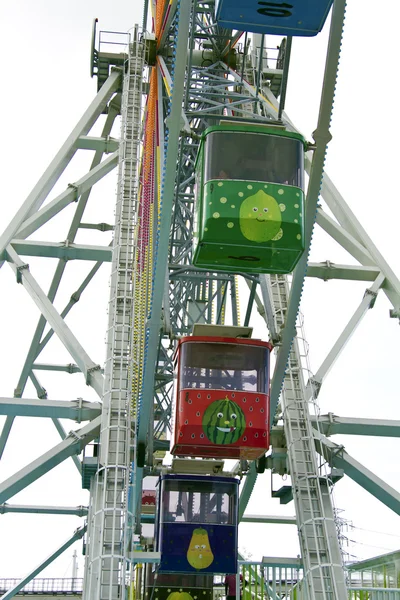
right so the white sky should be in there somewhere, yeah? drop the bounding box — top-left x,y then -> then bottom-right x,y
1,0 -> 400,582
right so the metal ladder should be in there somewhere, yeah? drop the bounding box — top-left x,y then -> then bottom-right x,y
265,274 -> 347,600
83,31 -> 144,600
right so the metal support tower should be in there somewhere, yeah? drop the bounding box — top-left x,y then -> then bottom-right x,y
84,33 -> 144,600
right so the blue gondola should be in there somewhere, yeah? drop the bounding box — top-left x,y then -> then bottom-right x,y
155,474 -> 239,574
215,0 -> 333,37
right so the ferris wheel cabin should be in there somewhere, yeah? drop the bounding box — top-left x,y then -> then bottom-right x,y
193,123 -> 306,274
171,326 -> 272,460
154,474 -> 239,574
215,0 -> 333,37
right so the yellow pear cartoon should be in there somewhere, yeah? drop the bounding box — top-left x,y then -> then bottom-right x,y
186,528 -> 214,569
166,594 -> 194,600
239,190 -> 282,242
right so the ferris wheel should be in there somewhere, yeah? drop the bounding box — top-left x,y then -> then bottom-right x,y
0,2 -> 399,600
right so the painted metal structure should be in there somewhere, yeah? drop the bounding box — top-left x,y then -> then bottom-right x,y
0,2 -> 400,600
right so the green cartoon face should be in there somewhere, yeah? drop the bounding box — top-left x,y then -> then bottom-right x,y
239,190 -> 282,242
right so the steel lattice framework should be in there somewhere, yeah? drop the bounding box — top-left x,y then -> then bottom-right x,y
1,2 -> 400,600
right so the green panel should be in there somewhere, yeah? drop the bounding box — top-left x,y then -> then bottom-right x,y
193,180 -> 304,274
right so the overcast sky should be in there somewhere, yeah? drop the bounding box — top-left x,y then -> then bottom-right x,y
1,0 -> 400,581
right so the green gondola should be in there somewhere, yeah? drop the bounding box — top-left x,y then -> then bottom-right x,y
193,122 -> 306,274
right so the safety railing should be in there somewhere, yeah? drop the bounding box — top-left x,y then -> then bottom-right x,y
0,578 -> 83,595
348,588 -> 400,600
2,573 -> 400,599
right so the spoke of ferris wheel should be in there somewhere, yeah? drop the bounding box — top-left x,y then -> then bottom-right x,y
270,0 -> 346,423
0,417 -> 100,504
5,246 -> 104,397
0,69 -> 121,264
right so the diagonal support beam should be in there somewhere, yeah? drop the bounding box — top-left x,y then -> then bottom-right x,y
238,462 -> 258,521
6,246 -> 104,397
0,417 -> 100,504
0,69 -> 121,262
313,160 -> 400,316
316,208 -> 374,266
0,96 -> 118,462
305,273 -> 385,400
314,430 -> 400,515
0,525 -> 86,600
15,151 -> 118,240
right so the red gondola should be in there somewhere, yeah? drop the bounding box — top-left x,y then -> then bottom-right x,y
171,327 -> 272,460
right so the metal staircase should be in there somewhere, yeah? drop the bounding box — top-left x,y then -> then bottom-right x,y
265,274 -> 347,600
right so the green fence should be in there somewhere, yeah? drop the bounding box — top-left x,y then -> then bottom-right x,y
236,561 -> 400,600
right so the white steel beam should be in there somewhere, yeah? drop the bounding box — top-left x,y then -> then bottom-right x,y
311,414 -> 400,437
316,208 -> 374,265
50,418 -> 82,475
0,69 -> 121,262
6,246 -> 104,397
76,136 -> 119,152
315,431 -> 400,515
32,363 -> 81,373
0,99 -> 118,463
0,397 -> 101,420
0,503 -> 88,516
15,151 -> 118,241
241,514 -> 297,525
314,162 -> 400,316
306,262 -> 380,282
0,417 -> 100,504
0,526 -> 86,600
239,462 -> 258,520
8,240 -> 112,262
305,273 -> 385,400
258,275 -> 279,343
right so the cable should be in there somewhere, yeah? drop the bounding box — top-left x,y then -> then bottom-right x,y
350,524 -> 400,539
